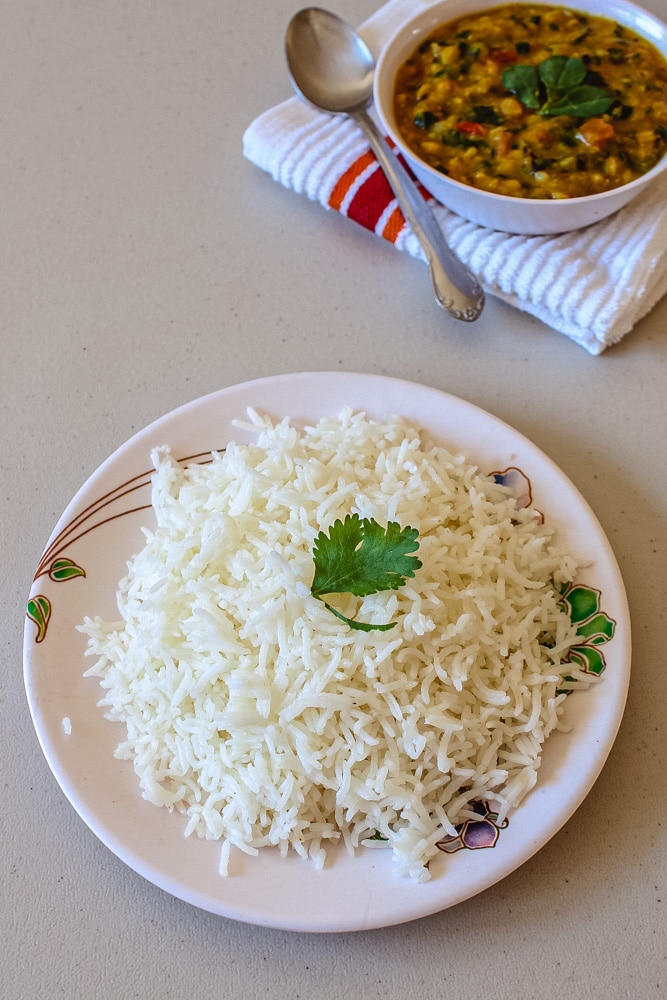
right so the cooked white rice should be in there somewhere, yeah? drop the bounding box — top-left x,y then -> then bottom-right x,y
80,408 -> 591,881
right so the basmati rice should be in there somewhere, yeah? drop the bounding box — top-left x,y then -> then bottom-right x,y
80,408 -> 592,881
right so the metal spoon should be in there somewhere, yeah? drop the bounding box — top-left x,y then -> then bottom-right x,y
285,7 -> 484,321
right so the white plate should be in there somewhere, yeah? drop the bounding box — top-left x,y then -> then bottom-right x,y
23,372 -> 631,932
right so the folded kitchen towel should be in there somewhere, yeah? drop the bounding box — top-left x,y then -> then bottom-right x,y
242,0 -> 667,354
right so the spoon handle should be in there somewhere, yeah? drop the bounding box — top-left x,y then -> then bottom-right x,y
353,108 -> 484,321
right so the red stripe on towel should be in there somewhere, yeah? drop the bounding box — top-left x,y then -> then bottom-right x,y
327,143 -> 430,244
346,166 -> 394,232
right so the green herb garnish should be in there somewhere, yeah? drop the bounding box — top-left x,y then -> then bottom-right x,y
502,55 -> 613,118
311,514 -> 421,632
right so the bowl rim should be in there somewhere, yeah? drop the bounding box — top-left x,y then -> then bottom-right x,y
373,0 -> 667,208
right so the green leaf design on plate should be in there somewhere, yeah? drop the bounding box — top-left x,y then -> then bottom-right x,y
27,595 -> 52,643
574,611 -> 616,644
561,584 -> 601,624
567,644 -> 607,677
559,582 -> 616,677
48,557 -> 86,582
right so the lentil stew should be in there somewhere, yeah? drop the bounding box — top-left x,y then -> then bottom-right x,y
393,3 -> 667,199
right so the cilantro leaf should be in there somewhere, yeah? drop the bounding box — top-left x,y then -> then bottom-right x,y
312,515 -> 421,597
539,55 -> 586,103
311,514 -> 421,631
541,85 -> 613,118
502,64 -> 540,108
502,55 -> 612,119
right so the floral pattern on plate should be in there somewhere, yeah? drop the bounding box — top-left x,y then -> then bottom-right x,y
25,456 -> 617,857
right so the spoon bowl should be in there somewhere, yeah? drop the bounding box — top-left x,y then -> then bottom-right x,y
285,7 -> 484,322
286,9 -> 374,113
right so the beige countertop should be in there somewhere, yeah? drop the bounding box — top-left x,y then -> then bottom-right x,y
4,0 -> 667,996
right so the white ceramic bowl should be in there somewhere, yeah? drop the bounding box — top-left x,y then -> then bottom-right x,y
374,0 -> 667,234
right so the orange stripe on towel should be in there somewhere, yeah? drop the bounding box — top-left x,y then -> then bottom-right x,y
328,150 -> 376,211
381,205 -> 406,244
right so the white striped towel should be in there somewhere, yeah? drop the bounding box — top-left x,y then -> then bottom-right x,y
242,0 -> 667,354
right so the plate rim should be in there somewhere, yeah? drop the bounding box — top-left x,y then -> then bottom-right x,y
23,371 -> 632,931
